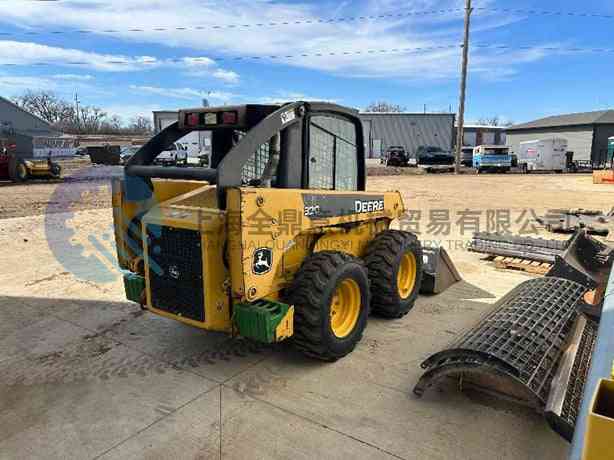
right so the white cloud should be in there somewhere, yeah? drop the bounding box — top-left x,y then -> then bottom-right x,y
101,103 -> 161,123
0,40 -> 148,72
211,69 -> 240,84
257,91 -> 339,104
51,74 -> 94,81
0,74 -> 57,93
129,85 -> 240,103
0,40 -> 239,82
0,0 -> 548,80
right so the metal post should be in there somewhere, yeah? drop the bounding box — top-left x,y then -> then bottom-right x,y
74,92 -> 80,132
455,0 -> 472,174
569,269 -> 614,459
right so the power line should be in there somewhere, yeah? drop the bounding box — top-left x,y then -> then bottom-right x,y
0,44 -> 460,67
1,43 -> 613,68
473,43 -> 614,53
474,7 -> 614,19
0,5 -> 610,38
0,9 -> 463,37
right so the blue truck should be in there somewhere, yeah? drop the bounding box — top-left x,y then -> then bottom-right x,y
472,145 -> 512,173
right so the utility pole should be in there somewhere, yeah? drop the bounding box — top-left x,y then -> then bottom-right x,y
74,92 -> 80,131
455,0 -> 472,174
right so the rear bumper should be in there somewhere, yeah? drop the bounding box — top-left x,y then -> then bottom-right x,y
419,164 -> 453,170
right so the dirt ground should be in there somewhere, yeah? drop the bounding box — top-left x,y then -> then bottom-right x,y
1,169 -> 612,459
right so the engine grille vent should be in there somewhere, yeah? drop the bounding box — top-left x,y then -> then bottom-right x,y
146,224 -> 204,322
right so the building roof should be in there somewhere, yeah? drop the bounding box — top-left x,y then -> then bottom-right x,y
457,124 -> 507,130
0,95 -> 56,132
359,112 -> 454,117
508,110 -> 614,131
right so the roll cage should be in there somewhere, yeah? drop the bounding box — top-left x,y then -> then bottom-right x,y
125,101 -> 366,208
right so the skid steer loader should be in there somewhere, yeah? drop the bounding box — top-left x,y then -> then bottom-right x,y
113,102 -> 423,360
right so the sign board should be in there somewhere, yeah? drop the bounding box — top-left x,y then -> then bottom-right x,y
32,137 -> 79,158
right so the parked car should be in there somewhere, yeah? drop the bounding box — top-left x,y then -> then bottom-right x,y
153,142 -> 188,166
381,146 -> 409,167
461,146 -> 474,167
473,145 -> 512,173
119,145 -> 142,165
416,145 -> 455,172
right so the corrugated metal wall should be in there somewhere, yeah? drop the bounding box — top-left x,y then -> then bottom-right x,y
0,98 -> 58,137
359,113 -> 455,158
593,125 -> 614,165
506,126 -> 594,162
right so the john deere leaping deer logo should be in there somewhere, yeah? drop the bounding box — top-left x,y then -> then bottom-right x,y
252,248 -> 272,275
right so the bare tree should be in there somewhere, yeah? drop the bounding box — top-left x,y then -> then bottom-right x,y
12,90 -> 154,135
108,115 -> 123,131
12,90 -> 74,125
364,101 -> 406,113
129,115 -> 153,134
73,106 -> 107,134
477,116 -> 514,127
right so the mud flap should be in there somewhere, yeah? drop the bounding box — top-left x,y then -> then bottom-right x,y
419,246 -> 462,295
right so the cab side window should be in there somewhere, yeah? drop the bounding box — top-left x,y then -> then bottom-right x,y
308,115 -> 358,191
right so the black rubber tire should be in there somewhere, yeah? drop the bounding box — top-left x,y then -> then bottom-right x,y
287,251 -> 370,361
50,163 -> 62,178
365,230 -> 423,318
14,160 -> 29,182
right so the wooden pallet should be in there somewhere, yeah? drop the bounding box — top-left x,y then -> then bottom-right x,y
492,256 -> 552,275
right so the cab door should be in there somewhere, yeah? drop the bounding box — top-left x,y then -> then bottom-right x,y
305,114 -> 363,192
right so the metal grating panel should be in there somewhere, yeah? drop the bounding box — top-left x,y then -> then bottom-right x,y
308,124 -> 335,189
469,232 -> 568,263
562,318 -> 597,424
147,224 -> 205,322
415,277 -> 587,407
241,142 -> 270,185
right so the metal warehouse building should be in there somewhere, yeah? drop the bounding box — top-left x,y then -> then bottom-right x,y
506,110 -> 614,165
461,124 -> 506,147
0,96 -> 59,137
359,112 -> 455,158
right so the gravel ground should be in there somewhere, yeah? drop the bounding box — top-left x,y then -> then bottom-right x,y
0,168 -> 611,459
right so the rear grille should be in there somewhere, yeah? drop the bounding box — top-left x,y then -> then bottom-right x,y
146,224 -> 204,322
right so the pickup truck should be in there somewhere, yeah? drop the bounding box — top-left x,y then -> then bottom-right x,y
153,142 -> 188,166
416,145 -> 455,172
473,145 -> 512,173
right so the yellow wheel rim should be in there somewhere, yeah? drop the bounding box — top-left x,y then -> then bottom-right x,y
397,252 -> 417,299
330,278 -> 361,338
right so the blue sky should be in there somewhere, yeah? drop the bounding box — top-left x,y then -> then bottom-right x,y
0,0 -> 612,125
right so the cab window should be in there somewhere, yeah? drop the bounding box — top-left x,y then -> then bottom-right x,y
308,115 -> 358,191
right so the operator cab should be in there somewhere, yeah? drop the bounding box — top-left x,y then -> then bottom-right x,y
125,102 -> 366,207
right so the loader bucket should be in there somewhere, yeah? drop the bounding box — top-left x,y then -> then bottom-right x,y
546,230 -> 611,290
420,246 -> 462,295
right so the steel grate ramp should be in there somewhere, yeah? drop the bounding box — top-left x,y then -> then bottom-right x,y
414,277 -> 587,409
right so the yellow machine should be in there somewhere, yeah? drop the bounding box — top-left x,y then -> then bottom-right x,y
114,102 -> 423,360
0,132 -> 63,182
